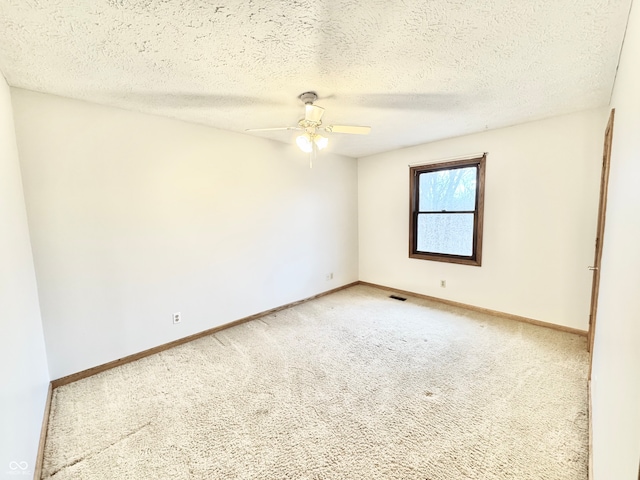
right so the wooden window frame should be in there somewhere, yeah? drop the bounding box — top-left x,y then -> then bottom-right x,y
409,155 -> 486,266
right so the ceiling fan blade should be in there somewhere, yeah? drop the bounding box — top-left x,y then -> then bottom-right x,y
103,92 -> 284,108
324,125 -> 371,135
305,105 -> 325,123
330,93 -> 462,111
245,126 -> 300,132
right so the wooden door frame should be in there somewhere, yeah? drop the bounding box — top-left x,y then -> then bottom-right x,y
588,109 -> 615,377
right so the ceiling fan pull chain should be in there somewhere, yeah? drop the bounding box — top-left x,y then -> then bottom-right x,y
310,141 -> 316,168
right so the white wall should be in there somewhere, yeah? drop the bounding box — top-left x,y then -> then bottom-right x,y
0,78 -> 50,477
591,1 -> 640,478
11,89 -> 359,380
358,108 -> 608,330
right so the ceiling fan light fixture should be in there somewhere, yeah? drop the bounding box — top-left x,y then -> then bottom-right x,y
296,133 -> 313,153
314,134 -> 328,150
296,133 -> 328,153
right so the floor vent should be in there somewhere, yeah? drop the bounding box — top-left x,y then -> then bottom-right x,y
389,295 -> 407,301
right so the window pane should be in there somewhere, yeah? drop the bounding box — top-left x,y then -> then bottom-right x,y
417,213 -> 474,256
418,166 -> 477,212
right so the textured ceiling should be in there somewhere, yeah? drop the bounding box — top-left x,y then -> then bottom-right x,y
0,0 -> 632,158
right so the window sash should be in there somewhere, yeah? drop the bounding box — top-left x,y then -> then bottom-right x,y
413,212 -> 477,258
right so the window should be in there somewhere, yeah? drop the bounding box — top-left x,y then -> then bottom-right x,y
409,155 -> 486,266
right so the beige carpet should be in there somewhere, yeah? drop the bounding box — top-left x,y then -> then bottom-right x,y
42,285 -> 588,479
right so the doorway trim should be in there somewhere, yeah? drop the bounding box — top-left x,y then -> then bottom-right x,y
588,108 -> 615,375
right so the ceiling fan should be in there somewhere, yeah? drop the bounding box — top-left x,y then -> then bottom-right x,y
246,92 -> 371,167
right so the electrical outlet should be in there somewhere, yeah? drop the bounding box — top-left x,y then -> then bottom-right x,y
440,280 -> 446,288
326,272 -> 334,281
172,312 -> 181,324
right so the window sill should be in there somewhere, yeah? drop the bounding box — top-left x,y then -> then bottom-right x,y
409,251 -> 482,266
